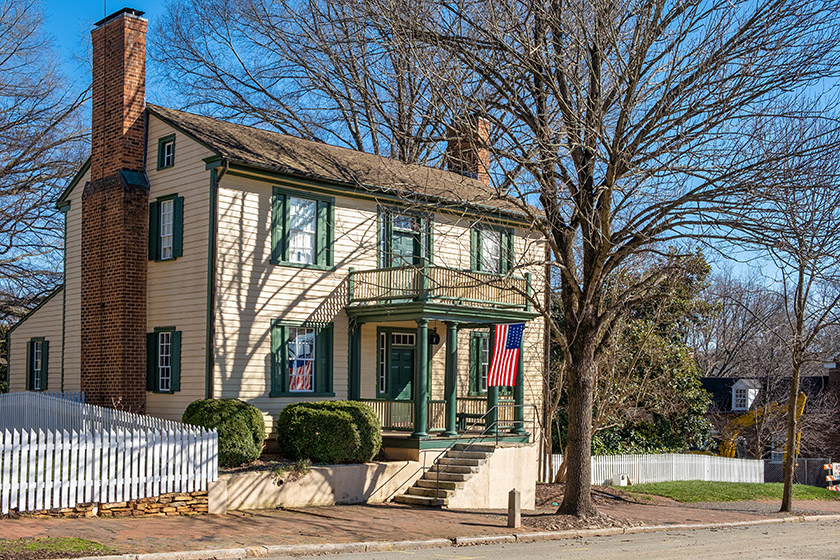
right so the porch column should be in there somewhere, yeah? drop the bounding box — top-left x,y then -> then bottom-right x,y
486,326 -> 499,435
444,321 -> 459,437
412,318 -> 429,438
348,319 -> 361,400
513,329 -> 526,434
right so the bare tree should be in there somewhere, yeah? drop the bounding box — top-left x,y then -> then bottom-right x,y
152,0 -> 463,163
0,0 -> 87,323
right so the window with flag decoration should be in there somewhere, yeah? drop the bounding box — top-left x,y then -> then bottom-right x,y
378,207 -> 432,267
272,187 -> 333,268
469,331 -> 511,395
470,224 -> 513,274
271,321 -> 334,396
146,327 -> 181,393
26,338 -> 48,391
149,195 -> 184,261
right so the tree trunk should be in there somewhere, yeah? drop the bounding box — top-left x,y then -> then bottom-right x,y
780,358 -> 802,513
557,339 -> 598,517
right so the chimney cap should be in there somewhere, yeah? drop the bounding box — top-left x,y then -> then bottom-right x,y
94,7 -> 146,28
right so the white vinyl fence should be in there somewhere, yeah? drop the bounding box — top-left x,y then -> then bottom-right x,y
0,392 -> 218,514
542,453 -> 764,485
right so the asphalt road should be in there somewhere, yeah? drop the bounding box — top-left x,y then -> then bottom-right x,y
269,520 -> 840,559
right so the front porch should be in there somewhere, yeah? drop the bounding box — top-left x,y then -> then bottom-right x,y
345,265 -> 539,443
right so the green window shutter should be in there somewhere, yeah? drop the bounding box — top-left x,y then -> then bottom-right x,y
170,330 -> 182,392
172,196 -> 184,258
316,200 -> 330,266
424,216 -> 434,263
270,323 -> 287,395
315,324 -> 333,394
149,201 -> 160,260
41,340 -> 49,391
146,332 -> 156,392
469,333 -> 478,396
470,227 -> 479,271
270,190 -> 286,265
25,341 -> 32,391
502,230 -> 514,273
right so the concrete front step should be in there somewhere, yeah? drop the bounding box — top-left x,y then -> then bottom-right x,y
416,479 -> 465,490
451,443 -> 496,453
443,451 -> 492,461
407,486 -> 455,498
428,464 -> 479,474
393,494 -> 446,507
422,471 -> 470,482
437,457 -> 484,467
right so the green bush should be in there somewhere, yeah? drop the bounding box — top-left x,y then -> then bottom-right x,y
276,405 -> 361,464
291,401 -> 382,462
182,398 -> 265,467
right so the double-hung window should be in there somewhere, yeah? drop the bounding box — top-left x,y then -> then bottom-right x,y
26,338 -> 48,391
157,134 -> 175,169
147,328 -> 181,393
379,207 -> 432,267
271,322 -> 334,396
470,225 -> 513,274
272,188 -> 333,268
149,195 -> 184,261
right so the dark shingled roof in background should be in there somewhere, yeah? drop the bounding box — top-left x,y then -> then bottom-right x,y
701,376 -> 831,412
147,104 -> 536,219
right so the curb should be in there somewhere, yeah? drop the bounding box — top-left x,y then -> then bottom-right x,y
63,513 -> 840,560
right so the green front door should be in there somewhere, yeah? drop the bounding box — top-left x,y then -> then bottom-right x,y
390,347 -> 414,400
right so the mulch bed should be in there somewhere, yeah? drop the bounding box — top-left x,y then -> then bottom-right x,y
524,483 -> 645,531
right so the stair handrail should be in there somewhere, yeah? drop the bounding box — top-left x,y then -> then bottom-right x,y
431,402 -> 537,500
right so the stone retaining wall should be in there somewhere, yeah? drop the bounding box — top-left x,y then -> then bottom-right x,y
21,491 -> 208,518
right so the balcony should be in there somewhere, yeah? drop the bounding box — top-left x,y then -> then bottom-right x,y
348,265 -> 532,311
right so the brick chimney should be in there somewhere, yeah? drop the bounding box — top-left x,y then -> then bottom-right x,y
81,8 -> 149,412
446,116 -> 491,186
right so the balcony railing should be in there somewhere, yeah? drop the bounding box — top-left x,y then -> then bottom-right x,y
348,265 -> 530,310
359,397 -> 516,432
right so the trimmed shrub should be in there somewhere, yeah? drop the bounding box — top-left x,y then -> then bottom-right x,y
291,401 -> 382,462
276,405 -> 361,464
182,398 -> 265,467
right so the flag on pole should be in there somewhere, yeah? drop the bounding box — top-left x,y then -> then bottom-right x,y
487,323 -> 524,386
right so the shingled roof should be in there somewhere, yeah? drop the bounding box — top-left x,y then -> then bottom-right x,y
147,104 -> 535,219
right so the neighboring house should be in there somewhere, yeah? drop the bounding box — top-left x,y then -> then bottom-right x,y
701,375 -> 836,461
6,8 -> 547,457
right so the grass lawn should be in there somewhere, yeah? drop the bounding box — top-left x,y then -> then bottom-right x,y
621,481 -> 840,503
0,537 -> 112,560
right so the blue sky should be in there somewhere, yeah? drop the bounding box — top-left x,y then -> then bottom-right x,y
42,1 -> 167,100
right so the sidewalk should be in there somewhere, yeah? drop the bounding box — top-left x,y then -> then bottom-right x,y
5,498 -> 840,556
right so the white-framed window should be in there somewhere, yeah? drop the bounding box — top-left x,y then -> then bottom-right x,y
32,341 -> 42,391
288,327 -> 316,392
162,141 -> 174,167
733,387 -> 748,410
479,334 -> 490,392
392,333 -> 416,346
731,381 -> 757,411
158,331 -> 172,392
160,199 -> 174,260
480,229 -> 502,274
288,197 -> 317,265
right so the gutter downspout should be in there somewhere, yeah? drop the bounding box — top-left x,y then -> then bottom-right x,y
205,159 -> 228,399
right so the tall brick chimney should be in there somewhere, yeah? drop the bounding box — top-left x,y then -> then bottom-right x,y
446,116 -> 491,186
81,8 -> 149,412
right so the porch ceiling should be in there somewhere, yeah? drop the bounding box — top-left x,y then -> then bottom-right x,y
345,301 -> 539,324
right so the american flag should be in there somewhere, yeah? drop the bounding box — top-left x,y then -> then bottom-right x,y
289,360 -> 313,391
487,323 -> 524,387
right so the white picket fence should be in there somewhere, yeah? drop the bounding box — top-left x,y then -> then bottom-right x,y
0,392 -> 218,514
541,453 -> 764,485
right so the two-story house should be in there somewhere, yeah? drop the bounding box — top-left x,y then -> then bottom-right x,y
7,8 -> 547,458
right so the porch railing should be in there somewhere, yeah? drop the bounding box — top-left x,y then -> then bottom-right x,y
359,397 -> 517,432
348,265 -> 530,309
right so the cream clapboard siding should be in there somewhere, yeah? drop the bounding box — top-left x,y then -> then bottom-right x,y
145,115 -> 213,421
62,167 -> 87,392
215,170 -> 546,434
8,289 -> 64,392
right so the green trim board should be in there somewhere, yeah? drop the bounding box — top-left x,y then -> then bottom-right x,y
60,204 -> 69,390
205,167 -> 222,399
347,301 -> 539,325
271,186 -> 334,269
156,134 -> 176,170
54,158 -> 91,208
270,320 -> 335,397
